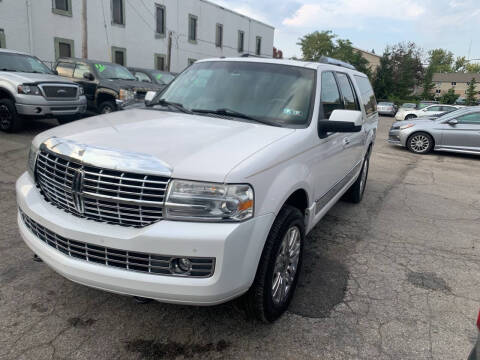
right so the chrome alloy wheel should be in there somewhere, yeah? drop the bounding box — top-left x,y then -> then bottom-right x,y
271,226 -> 301,305
410,134 -> 430,153
0,104 -> 12,130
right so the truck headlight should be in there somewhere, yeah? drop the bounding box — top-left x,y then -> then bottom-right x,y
18,85 -> 41,96
119,88 -> 134,102
27,143 -> 39,179
78,86 -> 84,96
164,180 -> 254,222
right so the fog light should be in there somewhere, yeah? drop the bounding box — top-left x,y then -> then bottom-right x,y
171,258 -> 192,274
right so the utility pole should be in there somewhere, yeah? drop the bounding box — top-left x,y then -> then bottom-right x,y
167,31 -> 172,72
82,0 -> 88,58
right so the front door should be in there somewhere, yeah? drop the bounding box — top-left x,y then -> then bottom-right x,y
73,63 -> 97,106
439,111 -> 480,152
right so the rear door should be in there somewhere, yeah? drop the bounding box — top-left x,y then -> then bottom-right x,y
440,112 -> 480,152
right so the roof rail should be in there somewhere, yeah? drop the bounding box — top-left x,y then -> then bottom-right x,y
319,56 -> 356,70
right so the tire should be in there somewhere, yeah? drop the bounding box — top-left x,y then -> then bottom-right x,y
344,149 -> 371,204
0,98 -> 23,133
244,205 -> 304,323
57,114 -> 80,125
407,132 -> 434,154
405,114 -> 417,120
98,100 -> 116,114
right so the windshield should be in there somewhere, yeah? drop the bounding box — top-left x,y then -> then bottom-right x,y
155,61 -> 316,127
93,63 -> 136,80
378,102 -> 393,106
152,71 -> 175,85
0,53 -> 52,74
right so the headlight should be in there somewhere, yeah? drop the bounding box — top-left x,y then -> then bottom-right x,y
400,123 -> 415,130
18,85 -> 41,96
164,180 -> 254,222
27,143 -> 38,178
119,88 -> 134,101
78,86 -> 84,96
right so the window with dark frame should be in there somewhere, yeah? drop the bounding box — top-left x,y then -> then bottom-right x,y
336,72 -> 360,111
112,47 -> 126,65
238,31 -> 244,53
0,29 -> 5,49
54,0 -> 68,11
156,4 -> 166,35
112,0 -> 124,25
320,71 -> 343,119
155,54 -> 166,71
53,0 -> 72,16
256,36 -> 262,56
215,24 -> 223,48
59,42 -> 72,58
188,15 -> 197,42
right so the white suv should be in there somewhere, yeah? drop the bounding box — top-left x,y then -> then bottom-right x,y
16,57 -> 378,322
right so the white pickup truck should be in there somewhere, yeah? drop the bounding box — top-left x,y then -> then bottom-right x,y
17,57 -> 378,322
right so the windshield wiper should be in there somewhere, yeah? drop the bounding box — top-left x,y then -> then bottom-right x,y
155,99 -> 193,114
191,108 -> 281,127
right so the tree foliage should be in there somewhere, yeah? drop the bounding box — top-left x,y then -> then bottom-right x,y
465,63 -> 480,73
427,49 -> 454,73
298,31 -> 371,77
465,78 -> 478,105
421,67 -> 435,100
440,88 -> 459,104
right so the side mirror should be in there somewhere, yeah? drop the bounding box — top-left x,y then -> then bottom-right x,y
318,110 -> 363,138
52,70 -> 59,75
144,91 -> 157,106
83,72 -> 94,81
447,119 -> 458,125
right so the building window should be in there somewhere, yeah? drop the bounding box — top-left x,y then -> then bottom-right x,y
112,0 -> 125,25
52,0 -> 72,16
155,4 -> 166,36
188,14 -> 197,43
435,89 -> 441,94
111,46 -> 126,65
256,36 -> 262,56
451,82 -> 456,86
0,29 -> 5,49
188,58 -> 196,66
238,31 -> 244,53
215,24 -> 223,48
155,54 -> 166,71
54,37 -> 74,59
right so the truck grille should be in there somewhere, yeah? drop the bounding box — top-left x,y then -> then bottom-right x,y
20,211 -> 215,277
41,85 -> 78,99
35,149 -> 169,227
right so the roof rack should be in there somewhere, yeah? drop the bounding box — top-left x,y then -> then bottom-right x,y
319,56 -> 356,70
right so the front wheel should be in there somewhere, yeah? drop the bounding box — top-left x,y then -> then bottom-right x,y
405,114 -> 417,120
407,132 -> 433,154
98,100 -> 116,114
0,98 -> 23,132
244,205 -> 304,323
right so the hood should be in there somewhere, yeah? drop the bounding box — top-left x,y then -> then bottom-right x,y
101,78 -> 162,91
0,71 -> 77,85
33,109 -> 295,182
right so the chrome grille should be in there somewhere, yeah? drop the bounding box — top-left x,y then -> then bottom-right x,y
41,85 -> 78,99
35,149 -> 169,227
20,211 -> 215,277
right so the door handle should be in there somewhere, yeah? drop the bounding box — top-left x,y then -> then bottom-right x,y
343,137 -> 351,146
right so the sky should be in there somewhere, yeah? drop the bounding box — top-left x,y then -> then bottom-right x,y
210,0 -> 480,61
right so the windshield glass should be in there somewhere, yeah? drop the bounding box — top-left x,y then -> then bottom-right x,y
0,53 -> 52,74
94,63 -> 136,80
152,71 -> 175,85
378,102 -> 393,106
156,61 -> 316,127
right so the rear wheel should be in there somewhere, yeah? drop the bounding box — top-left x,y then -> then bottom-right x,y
407,132 -> 433,154
0,98 -> 23,132
344,150 -> 371,203
244,205 -> 304,323
98,100 -> 116,114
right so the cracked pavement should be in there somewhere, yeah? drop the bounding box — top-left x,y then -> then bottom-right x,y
1,116 -> 479,359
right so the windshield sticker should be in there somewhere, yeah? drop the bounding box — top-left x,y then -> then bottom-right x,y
95,64 -> 106,73
283,108 -> 303,116
156,74 -> 163,80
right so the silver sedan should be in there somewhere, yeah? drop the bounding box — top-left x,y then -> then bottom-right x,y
377,102 -> 397,116
388,107 -> 480,155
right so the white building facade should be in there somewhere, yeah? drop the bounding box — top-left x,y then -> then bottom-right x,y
0,0 -> 274,72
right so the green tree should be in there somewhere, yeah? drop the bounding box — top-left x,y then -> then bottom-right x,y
421,67 -> 435,100
427,49 -> 454,73
373,51 -> 394,99
297,31 -> 336,62
332,39 -> 371,76
465,78 -> 478,105
440,88 -> 459,104
465,63 -> 480,73
454,56 -> 468,72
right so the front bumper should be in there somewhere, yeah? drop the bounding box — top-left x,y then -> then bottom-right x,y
16,172 -> 274,305
16,95 -> 87,117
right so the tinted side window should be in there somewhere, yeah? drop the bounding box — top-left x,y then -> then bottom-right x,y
134,71 -> 152,83
56,62 -> 74,77
428,106 -> 442,112
321,72 -> 343,119
354,75 -> 377,116
336,73 -> 359,111
457,112 -> 480,124
441,106 -> 456,112
73,64 -> 91,79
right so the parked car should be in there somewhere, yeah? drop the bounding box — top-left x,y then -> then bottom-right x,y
377,102 -> 397,116
400,103 -> 417,109
54,58 -> 162,114
0,49 -> 86,132
468,309 -> 480,360
388,107 -> 480,155
16,57 -> 378,322
395,104 -> 460,121
128,67 -> 175,89
418,100 -> 439,109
